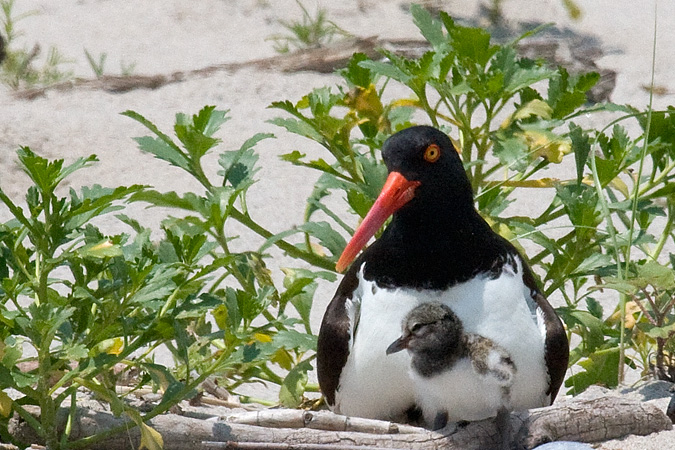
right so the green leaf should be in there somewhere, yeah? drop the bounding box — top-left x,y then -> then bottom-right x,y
279,359 -> 312,407
569,310 -> 605,351
63,343 -> 89,360
17,147 -> 98,195
493,135 -> 529,172
556,183 -> 601,229
548,69 -> 599,119
273,329 -> 317,352
267,116 -> 323,141
219,133 -> 271,189
130,190 -> 206,213
192,105 -> 230,137
637,261 -> 675,290
279,151 -> 346,180
646,182 -> 675,201
123,110 -> 190,171
359,58 -> 412,84
76,239 -> 123,258
565,346 -> 620,394
586,297 -> 604,319
572,252 -> 613,276
338,53 -> 378,88
410,4 -> 445,49
131,266 -> 179,306
300,221 -> 347,258
133,136 -> 190,172
448,25 -> 496,67
645,322 -> 675,340
569,123 -> 591,185
174,122 -> 220,160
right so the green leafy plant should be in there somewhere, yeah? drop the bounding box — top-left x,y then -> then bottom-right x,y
83,48 -> 106,78
267,0 -> 351,54
122,106 -> 335,408
0,107 -> 335,448
0,0 -> 72,89
84,48 -> 136,78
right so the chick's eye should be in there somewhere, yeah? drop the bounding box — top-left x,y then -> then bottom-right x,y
410,322 -> 423,334
424,144 -> 441,163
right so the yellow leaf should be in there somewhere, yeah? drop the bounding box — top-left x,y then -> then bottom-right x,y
501,99 -> 552,128
487,177 -> 560,188
609,177 -> 630,198
388,98 -> 421,109
608,301 -> 642,329
563,0 -> 582,20
271,348 -> 294,371
522,130 -> 571,164
254,332 -> 272,343
297,95 -> 310,109
106,337 -> 124,356
513,99 -> 553,121
92,337 -> 124,356
450,136 -> 462,154
139,423 -> 164,450
309,242 -> 326,257
346,84 -> 384,118
0,390 -> 12,418
213,304 -> 229,331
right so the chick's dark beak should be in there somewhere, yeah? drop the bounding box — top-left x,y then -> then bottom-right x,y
386,335 -> 410,355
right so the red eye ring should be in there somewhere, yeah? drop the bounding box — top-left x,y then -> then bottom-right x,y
424,144 -> 441,163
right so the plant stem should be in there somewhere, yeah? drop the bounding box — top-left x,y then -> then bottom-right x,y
229,208 -> 334,271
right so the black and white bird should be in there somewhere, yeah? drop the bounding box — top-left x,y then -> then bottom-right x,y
386,302 -> 516,445
316,125 -> 568,423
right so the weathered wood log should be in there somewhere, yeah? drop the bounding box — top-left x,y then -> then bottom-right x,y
222,409 -> 424,434
7,395 -> 672,450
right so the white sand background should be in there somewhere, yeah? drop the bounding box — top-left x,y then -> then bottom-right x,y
1,0 -> 674,448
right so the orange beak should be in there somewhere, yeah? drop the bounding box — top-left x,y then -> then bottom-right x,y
335,172 -> 420,273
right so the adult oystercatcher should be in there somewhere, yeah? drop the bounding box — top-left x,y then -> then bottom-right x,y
387,301 -> 516,447
316,125 -> 568,423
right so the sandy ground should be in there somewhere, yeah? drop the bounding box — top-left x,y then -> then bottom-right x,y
1,0 -> 674,448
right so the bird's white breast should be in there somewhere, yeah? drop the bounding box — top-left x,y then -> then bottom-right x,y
333,259 -> 549,421
412,357 -> 507,423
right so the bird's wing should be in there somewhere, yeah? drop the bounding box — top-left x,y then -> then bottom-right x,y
316,265 -> 360,408
466,334 -> 517,386
522,263 -> 569,403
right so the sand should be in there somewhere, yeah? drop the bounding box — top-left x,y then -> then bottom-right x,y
1,0 -> 673,448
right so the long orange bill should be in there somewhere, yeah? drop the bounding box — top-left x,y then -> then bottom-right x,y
335,172 -> 420,273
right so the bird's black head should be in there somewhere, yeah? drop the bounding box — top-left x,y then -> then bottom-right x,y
381,125 -> 474,214
386,302 -> 464,358
335,126 -> 479,273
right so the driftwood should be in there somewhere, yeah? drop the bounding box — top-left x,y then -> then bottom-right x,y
13,37 -> 383,100
13,34 -> 615,101
7,395 -> 672,450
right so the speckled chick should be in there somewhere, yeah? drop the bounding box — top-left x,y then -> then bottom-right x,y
387,301 -> 516,447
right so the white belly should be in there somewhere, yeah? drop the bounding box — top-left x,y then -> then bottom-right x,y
413,358 -> 508,423
333,260 -> 549,420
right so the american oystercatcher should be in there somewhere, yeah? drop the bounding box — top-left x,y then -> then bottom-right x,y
316,125 -> 568,423
387,301 -> 516,447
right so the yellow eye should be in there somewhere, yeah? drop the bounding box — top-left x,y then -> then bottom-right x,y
424,144 -> 441,163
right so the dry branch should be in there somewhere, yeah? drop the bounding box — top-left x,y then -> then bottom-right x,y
13,37 -> 381,100
13,35 -> 615,101
7,395 -> 671,450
